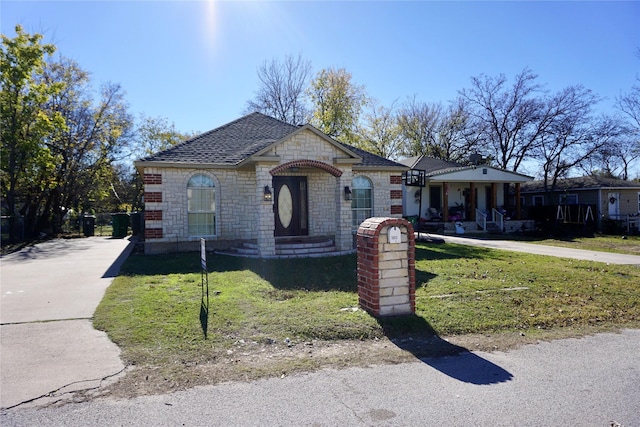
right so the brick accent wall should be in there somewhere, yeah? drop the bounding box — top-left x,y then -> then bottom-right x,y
145,228 -> 163,239
356,217 -> 415,317
390,175 -> 402,184
144,192 -> 162,203
143,173 -> 162,184
144,210 -> 162,221
390,205 -> 403,215
390,189 -> 403,199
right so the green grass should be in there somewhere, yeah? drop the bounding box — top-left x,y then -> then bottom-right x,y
94,242 -> 640,366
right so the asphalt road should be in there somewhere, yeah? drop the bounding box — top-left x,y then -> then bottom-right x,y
0,237 -> 132,409
2,329 -> 639,426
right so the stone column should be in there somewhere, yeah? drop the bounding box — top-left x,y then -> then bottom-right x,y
335,170 -> 353,251
357,217 -> 416,317
256,164 -> 275,257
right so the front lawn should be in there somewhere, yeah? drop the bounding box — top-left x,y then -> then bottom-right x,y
94,241 -> 640,372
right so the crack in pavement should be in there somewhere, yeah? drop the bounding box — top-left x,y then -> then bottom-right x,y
1,366 -> 129,411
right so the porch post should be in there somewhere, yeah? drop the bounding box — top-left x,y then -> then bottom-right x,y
491,182 -> 498,210
442,182 -> 449,221
515,183 -> 522,220
469,182 -> 476,221
256,164 -> 276,257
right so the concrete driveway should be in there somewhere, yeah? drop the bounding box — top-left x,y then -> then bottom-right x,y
425,233 -> 640,265
0,237 -> 133,409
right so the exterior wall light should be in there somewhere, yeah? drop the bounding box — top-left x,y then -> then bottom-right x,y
263,185 -> 272,201
344,186 -> 352,201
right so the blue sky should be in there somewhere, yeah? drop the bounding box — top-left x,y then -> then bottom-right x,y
2,1 -> 639,136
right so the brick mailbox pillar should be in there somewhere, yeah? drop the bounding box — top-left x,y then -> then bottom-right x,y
357,217 -> 416,317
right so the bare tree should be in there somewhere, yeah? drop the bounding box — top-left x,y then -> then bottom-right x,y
535,86 -> 616,197
583,121 -> 639,180
437,97 -> 485,163
615,60 -> 640,178
396,95 -> 443,158
245,53 -> 311,125
396,95 -> 479,162
460,68 -> 545,172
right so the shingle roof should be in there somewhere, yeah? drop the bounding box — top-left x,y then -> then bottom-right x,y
398,155 -> 465,174
137,112 -> 407,169
339,143 -> 407,169
139,112 -> 299,165
520,176 -> 640,192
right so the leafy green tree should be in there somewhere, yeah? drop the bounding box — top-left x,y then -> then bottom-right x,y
124,114 -> 194,211
39,57 -> 133,232
1,25 -> 62,241
133,114 -> 192,158
357,100 -> 402,159
307,67 -> 367,144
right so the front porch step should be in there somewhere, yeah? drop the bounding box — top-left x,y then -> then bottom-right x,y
218,237 -> 353,258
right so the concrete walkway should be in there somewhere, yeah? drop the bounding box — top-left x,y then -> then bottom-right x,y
424,233 -> 640,265
0,237 -> 133,409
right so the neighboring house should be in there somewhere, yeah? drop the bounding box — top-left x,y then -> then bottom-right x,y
519,176 -> 640,232
399,155 -> 534,233
134,112 -> 407,256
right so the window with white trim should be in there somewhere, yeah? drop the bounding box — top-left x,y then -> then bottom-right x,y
559,194 -> 578,205
187,174 -> 216,236
352,176 -> 373,230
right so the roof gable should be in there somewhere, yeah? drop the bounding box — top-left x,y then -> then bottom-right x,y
138,112 -> 298,166
136,112 -> 407,170
398,155 -> 532,182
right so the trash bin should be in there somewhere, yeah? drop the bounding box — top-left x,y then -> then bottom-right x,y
111,213 -> 130,238
83,215 -> 96,237
130,212 -> 142,236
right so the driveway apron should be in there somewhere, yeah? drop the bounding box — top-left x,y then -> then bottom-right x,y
427,234 -> 640,265
0,237 -> 133,409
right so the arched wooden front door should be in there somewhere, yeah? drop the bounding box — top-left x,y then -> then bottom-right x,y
273,176 -> 308,237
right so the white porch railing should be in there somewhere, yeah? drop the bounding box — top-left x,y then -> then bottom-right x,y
475,209 -> 487,231
492,209 -> 505,232
626,214 -> 640,233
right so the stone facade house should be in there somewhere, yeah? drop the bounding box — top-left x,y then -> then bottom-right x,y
135,112 -> 408,256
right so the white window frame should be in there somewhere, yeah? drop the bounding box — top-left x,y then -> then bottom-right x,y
559,193 -> 578,205
352,176 -> 373,231
187,174 -> 216,237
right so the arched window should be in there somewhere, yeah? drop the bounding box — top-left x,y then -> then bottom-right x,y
187,174 -> 216,236
352,176 -> 373,230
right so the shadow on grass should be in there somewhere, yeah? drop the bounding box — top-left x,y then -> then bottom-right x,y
119,243 -> 491,292
378,314 -> 513,385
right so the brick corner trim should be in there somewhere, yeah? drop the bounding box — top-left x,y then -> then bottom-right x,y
144,228 -> 163,239
144,191 -> 162,203
390,175 -> 402,184
143,173 -> 162,184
